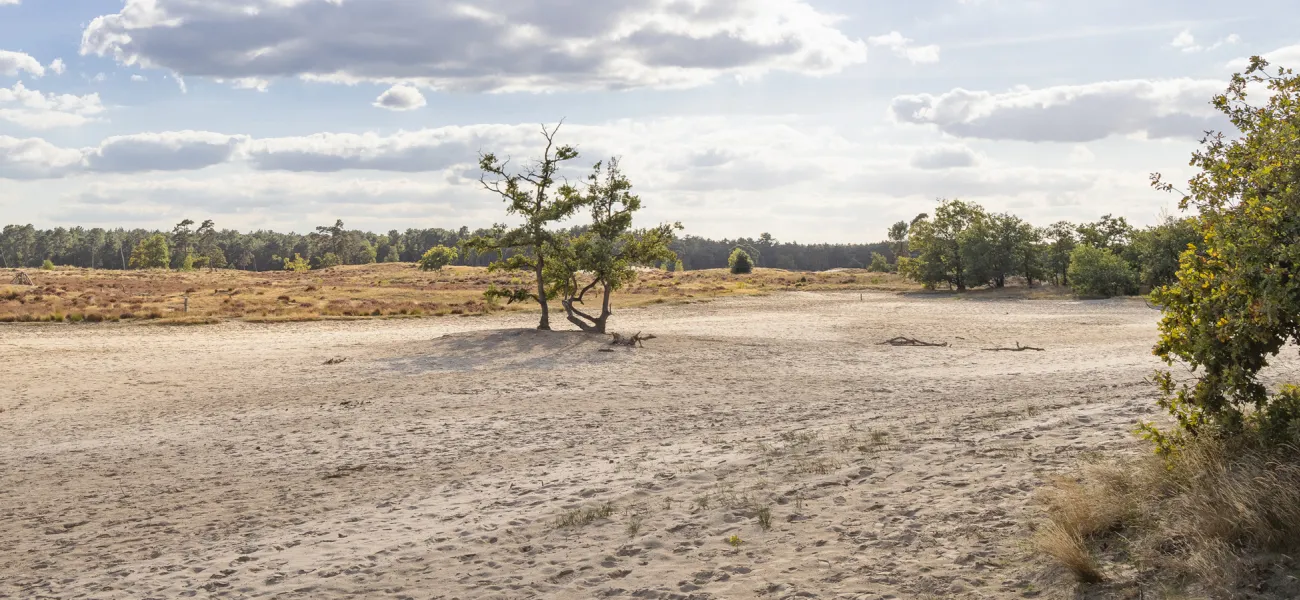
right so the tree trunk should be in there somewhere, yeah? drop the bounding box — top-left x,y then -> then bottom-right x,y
535,254 -> 550,330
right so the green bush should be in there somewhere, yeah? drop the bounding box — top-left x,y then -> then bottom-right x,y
1067,245 -> 1136,297
866,252 -> 891,273
129,234 -> 171,269
314,252 -> 341,270
282,253 -> 310,273
728,248 -> 753,275
418,245 -> 459,271
40,259 -> 55,270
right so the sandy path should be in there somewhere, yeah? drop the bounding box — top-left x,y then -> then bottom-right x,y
1,292 -> 1186,598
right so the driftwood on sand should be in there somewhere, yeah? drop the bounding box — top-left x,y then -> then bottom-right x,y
879,336 -> 948,348
982,342 -> 1045,352
611,332 -> 657,347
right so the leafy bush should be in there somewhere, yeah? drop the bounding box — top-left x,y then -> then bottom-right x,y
40,259 -> 54,270
866,252 -> 891,273
728,248 -> 753,274
282,253 -> 309,273
314,253 -> 341,270
128,234 -> 171,269
418,245 -> 459,271
1067,245 -> 1136,297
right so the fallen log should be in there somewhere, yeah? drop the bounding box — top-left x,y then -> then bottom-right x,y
879,336 -> 948,347
983,342 -> 1045,352
611,332 -> 657,347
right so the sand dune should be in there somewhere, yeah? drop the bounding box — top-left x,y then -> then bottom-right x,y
0,292 -> 1193,598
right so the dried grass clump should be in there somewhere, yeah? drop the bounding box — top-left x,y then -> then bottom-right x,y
1033,440 -> 1300,596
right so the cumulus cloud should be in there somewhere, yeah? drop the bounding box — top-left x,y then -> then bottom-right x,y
889,78 -> 1227,142
0,81 -> 105,129
0,0 -> 19,5
374,84 -> 426,111
80,0 -> 868,92
0,50 -> 44,77
84,131 -> 247,173
910,145 -> 978,169
0,136 -> 85,179
868,32 -> 941,64
48,58 -> 66,75
1228,42 -> 1300,70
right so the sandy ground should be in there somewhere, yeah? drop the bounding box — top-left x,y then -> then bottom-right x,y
0,291 -> 1199,599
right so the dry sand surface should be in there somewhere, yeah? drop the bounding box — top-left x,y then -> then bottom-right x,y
0,291 -> 1224,599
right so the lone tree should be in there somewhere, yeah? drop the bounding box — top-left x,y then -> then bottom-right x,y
1146,57 -> 1300,451
729,248 -> 754,274
129,234 -> 171,269
905,199 -> 985,290
419,245 -> 459,271
545,159 -> 680,333
465,122 -> 582,330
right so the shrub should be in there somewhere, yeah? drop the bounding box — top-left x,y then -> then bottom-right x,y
418,245 -> 459,272
40,259 -> 55,270
866,252 -> 891,273
1066,245 -> 1135,297
314,253 -> 341,270
728,248 -> 753,275
282,253 -> 310,273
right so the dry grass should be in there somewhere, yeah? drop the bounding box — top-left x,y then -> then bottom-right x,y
1033,439 -> 1300,597
0,264 -> 917,324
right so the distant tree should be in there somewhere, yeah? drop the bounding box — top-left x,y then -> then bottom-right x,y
464,122 -> 583,330
283,253 -> 310,272
867,252 -> 891,273
729,248 -> 754,274
1067,244 -> 1136,297
961,212 -> 1031,288
41,258 -> 55,271
170,219 -> 195,269
129,234 -> 171,269
1129,215 -> 1202,289
1042,221 -> 1078,286
314,253 -> 341,270
1077,214 -> 1134,256
546,159 -> 680,333
887,220 -> 909,262
419,245 -> 459,271
905,199 -> 985,290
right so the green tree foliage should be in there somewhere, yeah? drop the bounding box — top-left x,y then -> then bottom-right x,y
961,212 -> 1038,288
1067,244 -> 1137,297
545,159 -> 681,333
867,252 -> 891,273
887,220 -> 909,262
41,258 -> 55,270
282,253 -> 310,272
1077,214 -> 1134,256
418,245 -> 459,271
170,219 -> 195,270
1146,58 -> 1300,450
1129,215 -> 1203,290
129,234 -> 171,269
904,199 -> 985,290
729,248 -> 754,274
1042,221 -> 1078,286
464,123 -> 583,330
314,253 -> 342,270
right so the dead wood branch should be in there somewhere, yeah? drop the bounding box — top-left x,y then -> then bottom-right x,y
982,342 -> 1045,352
10,271 -> 33,286
879,336 -> 948,347
611,332 -> 657,348
323,357 -> 348,365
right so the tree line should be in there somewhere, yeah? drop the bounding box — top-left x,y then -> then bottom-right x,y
887,199 -> 1201,297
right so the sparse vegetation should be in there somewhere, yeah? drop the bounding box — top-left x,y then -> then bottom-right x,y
555,503 -> 615,529
728,248 -> 753,275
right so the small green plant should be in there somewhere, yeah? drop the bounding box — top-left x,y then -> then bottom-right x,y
418,245 -> 459,271
626,515 -> 643,537
729,248 -> 754,275
726,534 -> 744,548
40,259 -> 55,270
283,253 -> 310,273
756,506 -> 772,531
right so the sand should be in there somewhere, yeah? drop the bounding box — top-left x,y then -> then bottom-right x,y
0,291 -> 1195,598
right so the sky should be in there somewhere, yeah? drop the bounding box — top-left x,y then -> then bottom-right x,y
1,0 -> 1298,242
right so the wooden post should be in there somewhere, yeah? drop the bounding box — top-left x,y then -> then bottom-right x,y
184,296 -> 189,314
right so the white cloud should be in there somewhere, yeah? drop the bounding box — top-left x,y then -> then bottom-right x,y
0,50 -> 44,77
0,81 -> 105,129
0,136 -> 85,179
80,0 -> 868,93
889,78 -> 1226,142
1171,30 -> 1239,53
0,0 -> 20,5
130,74 -> 147,82
374,84 -> 427,111
1228,42 -> 1300,70
910,145 -> 978,169
868,31 -> 941,64
48,58 -> 66,75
